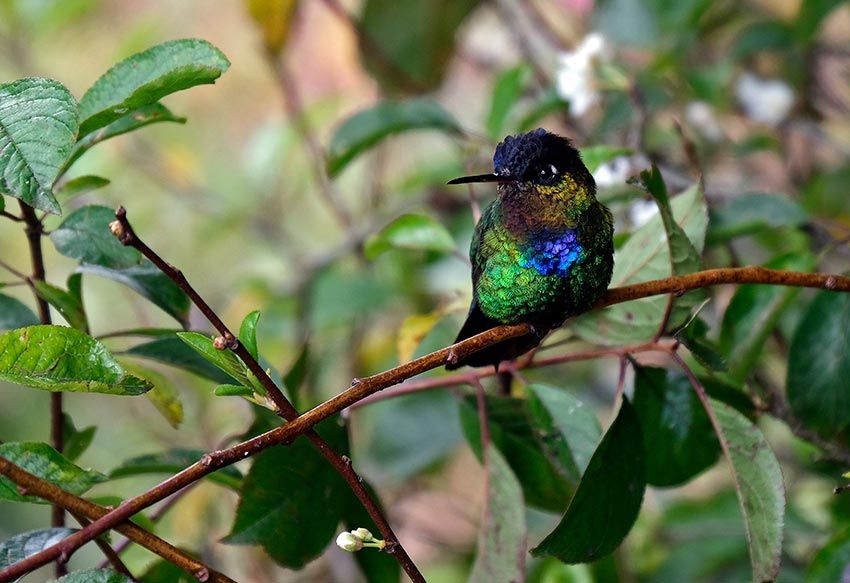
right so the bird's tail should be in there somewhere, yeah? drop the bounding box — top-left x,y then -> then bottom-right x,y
446,301 -> 542,370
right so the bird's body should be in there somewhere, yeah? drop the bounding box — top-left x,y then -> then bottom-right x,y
447,129 -> 614,369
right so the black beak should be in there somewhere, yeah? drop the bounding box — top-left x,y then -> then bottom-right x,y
447,173 -> 519,185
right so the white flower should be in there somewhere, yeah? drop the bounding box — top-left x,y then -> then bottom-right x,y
593,156 -> 631,188
735,72 -> 795,126
556,32 -> 610,117
336,531 -> 363,552
685,101 -> 723,142
628,199 -> 659,228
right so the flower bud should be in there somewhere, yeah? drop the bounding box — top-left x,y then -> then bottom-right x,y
336,531 -> 363,552
352,528 -> 374,542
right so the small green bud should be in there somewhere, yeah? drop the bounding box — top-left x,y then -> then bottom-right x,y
352,528 -> 374,542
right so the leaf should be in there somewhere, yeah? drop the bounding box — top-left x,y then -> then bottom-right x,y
123,362 -> 183,428
78,261 -> 190,327
238,310 -> 261,361
732,21 -> 795,59
710,398 -> 785,582
110,448 -> 242,490
807,527 -> 850,582
245,0 -> 299,53
214,384 -> 254,397
580,145 -> 632,174
177,332 -> 250,386
56,175 -> 110,201
78,39 -> 229,136
795,0 -> 845,43
787,291 -> 850,434
0,77 -> 78,214
707,193 -> 808,245
51,205 -> 142,269
396,310 -> 445,363
0,294 -> 38,330
67,103 -> 186,169
0,442 -> 107,503
358,0 -> 479,93
62,413 -> 96,462
526,384 -> 602,482
327,99 -> 462,176
531,397 -> 645,563
676,316 -> 727,372
720,253 -> 813,382
140,559 -> 196,583
0,527 -> 78,570
223,419 -> 348,568
570,183 -> 708,345
364,213 -> 455,259
0,325 -> 151,395
56,568 -> 135,583
32,280 -> 88,331
123,335 -> 234,384
486,65 -> 530,140
469,445 -> 526,583
633,366 -> 720,487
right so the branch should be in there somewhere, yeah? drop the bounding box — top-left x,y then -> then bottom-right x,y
0,456 -> 235,583
108,208 -> 425,583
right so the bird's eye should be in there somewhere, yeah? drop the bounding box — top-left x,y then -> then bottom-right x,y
538,164 -> 558,180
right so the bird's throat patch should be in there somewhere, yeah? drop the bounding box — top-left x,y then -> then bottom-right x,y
519,230 -> 584,276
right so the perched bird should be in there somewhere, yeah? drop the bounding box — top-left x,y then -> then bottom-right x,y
446,128 -> 614,370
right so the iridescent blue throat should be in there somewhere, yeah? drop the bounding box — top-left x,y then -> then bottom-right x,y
520,230 -> 583,276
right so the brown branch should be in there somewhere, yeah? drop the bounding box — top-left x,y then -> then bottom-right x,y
68,512 -> 135,580
0,456 -> 235,583
108,208 -> 425,583
1,210 -> 23,222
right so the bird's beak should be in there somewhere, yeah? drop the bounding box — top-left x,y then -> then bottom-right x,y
447,173 -> 519,185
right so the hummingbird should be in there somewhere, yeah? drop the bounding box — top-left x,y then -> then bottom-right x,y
446,128 -> 614,370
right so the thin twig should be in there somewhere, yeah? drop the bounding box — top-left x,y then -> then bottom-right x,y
69,512 -> 135,580
0,258 -> 28,281
1,210 -> 23,222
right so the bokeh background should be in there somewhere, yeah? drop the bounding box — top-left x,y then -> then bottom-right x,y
1,0 -> 850,581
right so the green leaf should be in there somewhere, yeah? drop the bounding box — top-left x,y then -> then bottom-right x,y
78,261 -> 190,327
0,527 -> 78,570
56,568 -> 135,583
460,395 -> 573,512
364,213 -> 455,259
327,99 -> 462,176
531,397 -> 645,563
707,193 -> 808,245
0,77 -> 78,214
0,325 -> 151,395
67,103 -> 186,169
51,205 -> 141,269
238,310 -> 261,361
732,21 -> 795,59
123,362 -> 183,428
0,294 -> 38,330
633,366 -> 720,487
469,445 -> 526,583
214,384 -> 254,397
486,65 -> 530,140
139,559 -> 195,583
526,384 -> 602,482
570,183 -> 707,345
123,335 -> 234,384
0,442 -> 106,503
176,332 -> 250,386
358,0 -> 478,93
676,316 -> 727,372
710,398 -> 785,582
720,253 -> 813,382
787,291 -> 850,433
32,280 -> 88,331
78,39 -> 229,137
62,413 -> 96,462
110,448 -> 242,490
807,526 -> 850,582
223,419 -> 348,568
580,145 -> 632,174
795,0 -> 844,42
56,175 -> 110,201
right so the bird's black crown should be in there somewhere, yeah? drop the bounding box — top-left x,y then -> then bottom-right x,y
493,128 -> 593,187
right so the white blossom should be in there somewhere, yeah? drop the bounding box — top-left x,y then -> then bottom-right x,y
685,101 -> 723,142
336,531 -> 363,552
735,72 -> 794,126
556,32 -> 609,117
592,156 -> 631,188
628,199 -> 659,228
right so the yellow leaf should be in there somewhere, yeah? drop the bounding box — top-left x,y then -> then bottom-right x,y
122,362 -> 183,428
397,299 -> 467,363
245,0 -> 299,53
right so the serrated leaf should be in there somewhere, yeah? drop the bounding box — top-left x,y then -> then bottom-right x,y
238,310 -> 261,361
327,99 -> 462,176
62,413 -> 96,462
787,291 -> 850,434
78,39 -> 229,136
51,205 -> 141,269
486,65 -> 530,140
177,332 -> 250,386
570,182 -> 707,345
32,280 -> 88,331
123,335 -> 233,384
0,527 -> 78,570
110,448 -> 242,490
0,294 -> 38,330
56,568 -> 134,583
633,366 -> 720,487
78,261 -> 190,327
469,445 -> 526,583
531,397 -> 645,563
0,325 -> 151,395
223,419 -> 347,568
710,398 -> 785,582
707,193 -> 808,245
364,213 -> 455,259
0,442 -> 106,503
55,175 -> 110,201
0,77 -> 78,214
